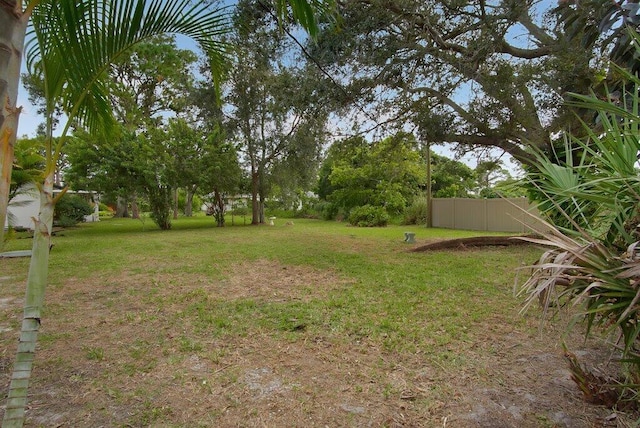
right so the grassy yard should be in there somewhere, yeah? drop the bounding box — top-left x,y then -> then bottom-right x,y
0,217 -> 621,427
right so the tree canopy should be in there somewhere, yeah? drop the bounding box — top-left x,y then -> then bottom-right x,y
310,1 -> 604,165
318,133 -> 425,218
224,1 -> 330,224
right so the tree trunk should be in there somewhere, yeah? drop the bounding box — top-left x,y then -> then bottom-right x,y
185,187 -> 194,217
3,169 -> 55,428
259,194 -> 265,224
131,197 -> 139,220
426,142 -> 432,228
0,3 -> 28,248
115,196 -> 129,218
251,170 -> 259,225
172,187 -> 178,220
258,170 -> 266,224
213,189 -> 225,227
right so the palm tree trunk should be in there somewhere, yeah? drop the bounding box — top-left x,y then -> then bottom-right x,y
0,3 -> 28,248
3,170 -> 55,428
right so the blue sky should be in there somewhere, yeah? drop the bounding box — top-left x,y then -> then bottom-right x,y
17,77 -> 39,138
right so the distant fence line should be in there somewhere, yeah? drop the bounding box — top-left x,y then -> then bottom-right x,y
431,197 -> 546,233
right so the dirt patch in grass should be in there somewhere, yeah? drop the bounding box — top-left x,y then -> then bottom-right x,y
411,235 -> 539,252
220,259 -> 354,302
0,258 -> 634,427
102,258 -> 352,305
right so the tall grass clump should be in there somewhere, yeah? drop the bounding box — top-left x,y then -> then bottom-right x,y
519,48 -> 640,407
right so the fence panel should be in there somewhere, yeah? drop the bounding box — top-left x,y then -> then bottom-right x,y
431,198 -> 456,229
431,198 -> 546,233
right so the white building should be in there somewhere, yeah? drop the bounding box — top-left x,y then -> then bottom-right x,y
5,185 -> 39,230
5,185 -> 99,230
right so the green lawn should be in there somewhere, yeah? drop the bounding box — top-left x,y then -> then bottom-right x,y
0,217 -> 613,427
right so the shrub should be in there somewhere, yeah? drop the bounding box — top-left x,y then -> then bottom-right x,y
348,204 -> 389,227
54,194 -> 92,227
97,202 -> 114,219
403,196 -> 427,225
230,206 -> 248,217
313,201 -> 339,221
264,208 -> 296,219
147,186 -> 172,230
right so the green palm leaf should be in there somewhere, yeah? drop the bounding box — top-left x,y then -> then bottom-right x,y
275,0 -> 338,37
26,0 -> 230,140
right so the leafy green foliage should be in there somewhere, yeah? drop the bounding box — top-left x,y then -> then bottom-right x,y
178,190 -> 202,216
319,133 -> 425,219
555,0 -> 640,75
311,1 -> 602,165
9,138 -> 44,201
54,194 -> 92,227
147,185 -> 173,230
526,85 -> 640,246
226,3 -> 329,224
64,39 -> 240,229
108,35 -> 198,125
198,126 -> 242,220
478,177 -> 527,199
430,152 -> 475,198
65,127 -> 142,201
275,0 -> 338,38
348,204 -> 389,227
26,0 -> 229,137
474,160 -> 522,198
402,196 -> 427,226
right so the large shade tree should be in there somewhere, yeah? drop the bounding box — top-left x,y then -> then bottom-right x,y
25,34 -> 199,221
310,0 -> 606,165
103,34 -> 198,225
0,0 -> 336,244
226,0 -> 330,224
64,126 -> 146,215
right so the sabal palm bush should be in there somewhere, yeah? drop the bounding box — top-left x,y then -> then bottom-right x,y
520,53 -> 640,401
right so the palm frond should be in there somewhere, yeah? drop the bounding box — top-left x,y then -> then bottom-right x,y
275,0 -> 338,38
26,0 -> 231,139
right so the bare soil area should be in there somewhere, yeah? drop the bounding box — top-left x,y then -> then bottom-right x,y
0,258 -> 635,427
411,235 -> 538,252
